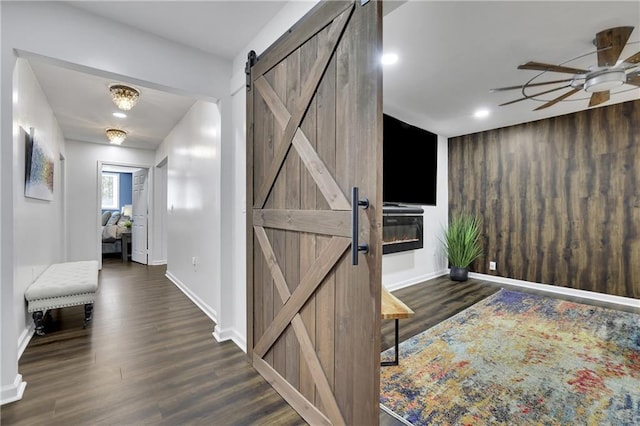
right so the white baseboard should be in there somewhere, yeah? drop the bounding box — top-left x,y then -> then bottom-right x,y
17,322 -> 35,359
468,271 -> 640,308
212,326 -> 247,353
384,269 -> 448,292
164,271 -> 248,354
149,259 -> 167,266
1,374 -> 26,405
386,269 -> 638,309
165,271 -> 218,323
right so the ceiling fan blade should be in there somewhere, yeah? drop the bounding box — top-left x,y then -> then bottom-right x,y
588,91 -> 610,107
499,85 -> 572,106
533,88 -> 582,111
490,78 -> 574,92
518,61 -> 589,75
626,73 -> 640,87
595,26 -> 634,67
622,50 -> 640,66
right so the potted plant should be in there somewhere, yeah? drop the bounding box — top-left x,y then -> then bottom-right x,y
441,212 -> 483,282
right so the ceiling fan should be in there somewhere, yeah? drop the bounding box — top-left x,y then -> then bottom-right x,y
491,26 -> 640,111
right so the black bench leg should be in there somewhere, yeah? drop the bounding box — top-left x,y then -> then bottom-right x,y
33,311 -> 45,336
83,303 -> 94,328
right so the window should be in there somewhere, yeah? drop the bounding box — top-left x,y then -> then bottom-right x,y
101,172 -> 119,210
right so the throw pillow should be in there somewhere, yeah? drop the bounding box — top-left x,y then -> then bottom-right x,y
102,225 -> 117,242
106,212 -> 121,226
101,211 -> 112,226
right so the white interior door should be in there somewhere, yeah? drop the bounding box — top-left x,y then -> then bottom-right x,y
132,168 -> 148,264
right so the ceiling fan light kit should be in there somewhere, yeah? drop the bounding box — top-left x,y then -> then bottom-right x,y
584,69 -> 626,92
493,26 -> 640,110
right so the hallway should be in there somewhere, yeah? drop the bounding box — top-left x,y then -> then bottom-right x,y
1,259 -> 304,425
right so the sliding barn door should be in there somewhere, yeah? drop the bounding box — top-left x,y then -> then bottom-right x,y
246,1 -> 382,424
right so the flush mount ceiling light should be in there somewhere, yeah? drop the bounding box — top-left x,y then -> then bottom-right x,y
474,109 -> 490,118
381,53 -> 398,65
109,84 -> 140,111
106,128 -> 127,145
112,112 -> 127,118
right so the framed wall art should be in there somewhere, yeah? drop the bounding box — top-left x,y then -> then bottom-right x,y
24,127 -> 54,201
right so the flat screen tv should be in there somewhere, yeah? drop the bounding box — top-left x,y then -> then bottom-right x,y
383,113 -> 437,206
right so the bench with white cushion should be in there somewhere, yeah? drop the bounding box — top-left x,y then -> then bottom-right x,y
24,260 -> 99,336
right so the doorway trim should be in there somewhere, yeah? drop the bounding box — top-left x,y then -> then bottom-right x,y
150,156 -> 168,266
97,161 -> 153,269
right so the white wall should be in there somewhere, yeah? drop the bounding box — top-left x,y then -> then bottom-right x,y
227,87 -> 247,351
1,58 -> 66,403
382,134 -> 449,291
65,141 -> 155,263
151,158 -> 168,265
13,58 -> 67,337
156,101 -> 222,326
1,2 -> 19,404
215,94 -> 241,346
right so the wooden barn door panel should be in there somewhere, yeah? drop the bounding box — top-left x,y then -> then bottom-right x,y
246,1 -> 382,424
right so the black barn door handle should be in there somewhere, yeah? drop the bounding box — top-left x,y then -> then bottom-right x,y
351,186 -> 369,265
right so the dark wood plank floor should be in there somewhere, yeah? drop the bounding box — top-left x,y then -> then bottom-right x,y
3,260 -> 636,425
1,258 -> 304,425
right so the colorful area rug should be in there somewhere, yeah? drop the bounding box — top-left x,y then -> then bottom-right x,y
380,289 -> 640,425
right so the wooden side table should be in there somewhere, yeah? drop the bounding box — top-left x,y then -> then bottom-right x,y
121,230 -> 132,263
381,286 -> 415,366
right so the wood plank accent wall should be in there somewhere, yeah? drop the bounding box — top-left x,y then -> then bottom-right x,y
449,99 -> 640,299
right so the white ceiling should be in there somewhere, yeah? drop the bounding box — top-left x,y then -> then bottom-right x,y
29,60 -> 198,150
28,1 -> 640,151
65,1 -> 290,60
383,1 -> 640,137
